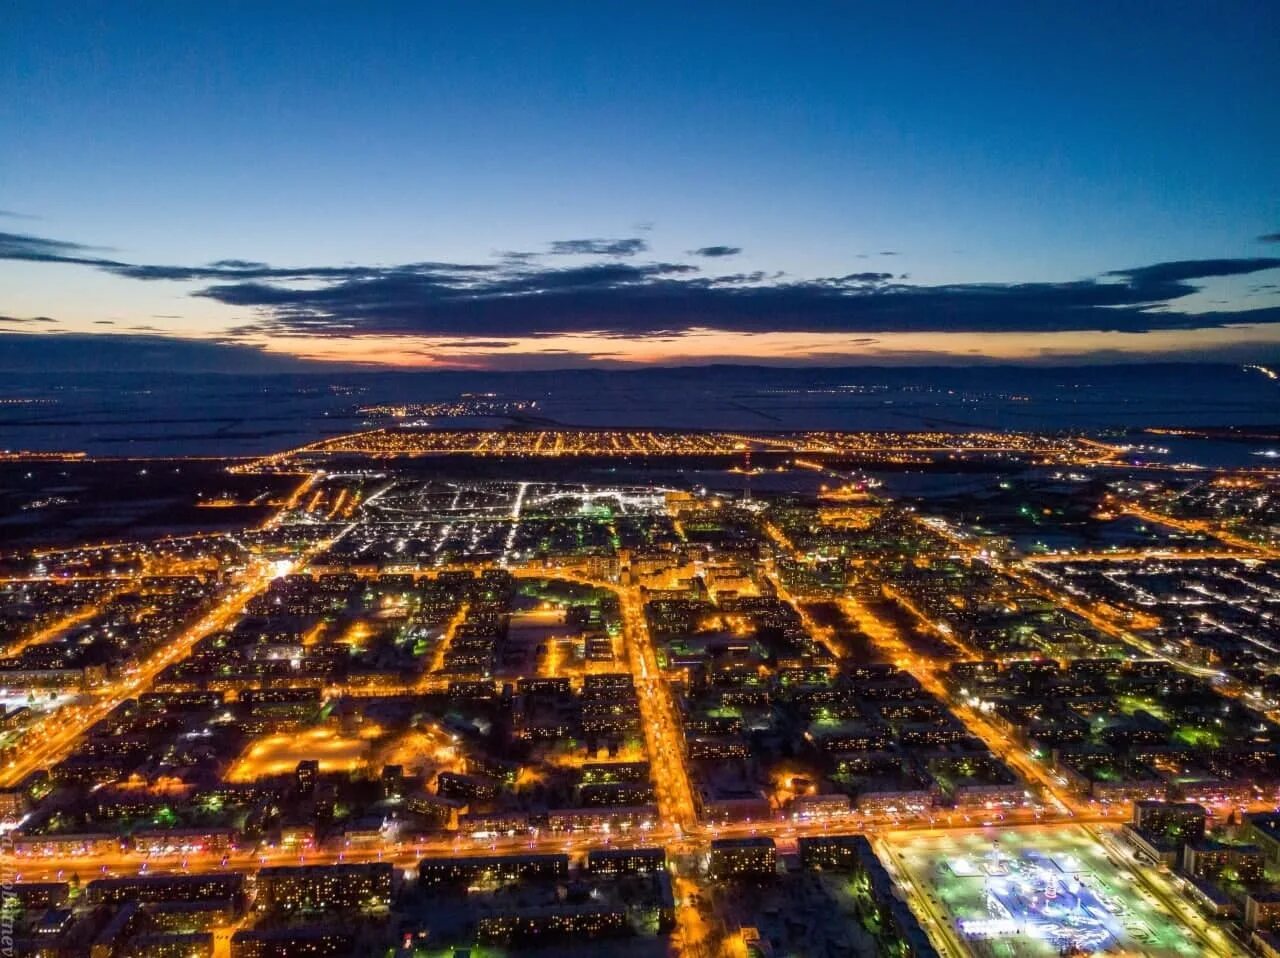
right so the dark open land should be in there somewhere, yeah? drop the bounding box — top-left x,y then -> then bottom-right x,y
0,458 -> 295,549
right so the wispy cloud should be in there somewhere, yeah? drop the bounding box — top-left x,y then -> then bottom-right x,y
0,230 -> 110,263
548,237 -> 648,256
1107,258 -> 1280,284
432,339 -> 518,349
0,314 -> 57,324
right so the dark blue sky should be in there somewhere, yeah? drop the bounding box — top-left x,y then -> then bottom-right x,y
3,2 -> 1278,368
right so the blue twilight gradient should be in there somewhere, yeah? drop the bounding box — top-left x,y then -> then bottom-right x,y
1,1 -> 1278,366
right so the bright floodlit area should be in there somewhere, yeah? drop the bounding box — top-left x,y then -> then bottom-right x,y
880,825 -> 1213,958
226,727 -> 374,781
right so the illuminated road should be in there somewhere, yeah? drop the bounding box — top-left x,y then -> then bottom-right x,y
0,562 -> 277,787
0,516 -> 357,788
1085,823 -> 1242,958
502,566 -> 700,833
1118,502 -> 1278,559
1004,561 -> 1223,680
760,516 -> 1087,819
9,805 -> 1129,879
0,596 -> 114,658
1023,548 -> 1249,563
901,507 -> 1232,683
616,581 -> 700,833
874,836 -> 969,958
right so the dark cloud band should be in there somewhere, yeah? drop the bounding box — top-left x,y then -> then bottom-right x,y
2,229 -> 1279,342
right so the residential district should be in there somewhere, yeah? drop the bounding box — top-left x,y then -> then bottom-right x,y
1,423 -> 1279,958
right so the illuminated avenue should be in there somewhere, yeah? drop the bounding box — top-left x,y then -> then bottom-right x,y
1,426 -> 1279,958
